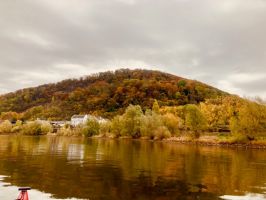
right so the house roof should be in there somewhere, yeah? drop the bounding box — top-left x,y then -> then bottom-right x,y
71,115 -> 87,119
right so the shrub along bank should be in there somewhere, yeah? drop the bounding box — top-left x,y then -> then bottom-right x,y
56,96 -> 266,145
0,120 -> 52,135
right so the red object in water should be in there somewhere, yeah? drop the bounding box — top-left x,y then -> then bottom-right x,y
17,187 -> 31,200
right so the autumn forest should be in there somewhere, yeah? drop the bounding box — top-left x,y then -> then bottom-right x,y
1,69 -> 266,143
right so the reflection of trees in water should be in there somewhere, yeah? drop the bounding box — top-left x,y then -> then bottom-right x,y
1,136 -> 266,199
1,156 -> 220,200
125,174 -> 221,200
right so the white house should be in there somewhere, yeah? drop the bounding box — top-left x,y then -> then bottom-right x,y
70,114 -> 108,127
71,115 -> 89,127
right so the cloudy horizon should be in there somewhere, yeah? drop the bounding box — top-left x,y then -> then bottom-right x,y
0,0 -> 266,98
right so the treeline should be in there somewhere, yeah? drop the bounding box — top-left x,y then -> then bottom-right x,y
59,96 -> 266,142
0,120 -> 52,135
1,96 -> 266,143
0,69 -> 226,120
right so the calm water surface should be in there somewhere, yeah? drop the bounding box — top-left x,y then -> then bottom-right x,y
0,135 -> 266,200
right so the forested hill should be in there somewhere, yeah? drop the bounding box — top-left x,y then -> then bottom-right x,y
0,69 -> 227,120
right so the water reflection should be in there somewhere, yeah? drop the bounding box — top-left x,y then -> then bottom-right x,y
0,135 -> 266,199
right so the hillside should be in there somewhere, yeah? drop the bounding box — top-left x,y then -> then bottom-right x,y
0,69 -> 227,120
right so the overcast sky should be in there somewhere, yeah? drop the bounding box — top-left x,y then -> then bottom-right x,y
0,0 -> 266,98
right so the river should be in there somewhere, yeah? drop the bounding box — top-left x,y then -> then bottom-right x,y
0,135 -> 266,200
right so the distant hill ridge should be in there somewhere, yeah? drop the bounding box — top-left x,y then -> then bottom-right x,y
0,69 -> 227,120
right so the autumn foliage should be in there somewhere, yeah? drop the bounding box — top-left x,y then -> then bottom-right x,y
0,69 -> 226,120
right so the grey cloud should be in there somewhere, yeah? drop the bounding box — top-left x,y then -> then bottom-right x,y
235,80 -> 266,94
0,0 -> 266,98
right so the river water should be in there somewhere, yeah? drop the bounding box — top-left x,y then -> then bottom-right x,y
0,135 -> 266,200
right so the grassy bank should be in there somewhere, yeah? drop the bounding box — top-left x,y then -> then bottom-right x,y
165,135 -> 266,149
55,133 -> 266,149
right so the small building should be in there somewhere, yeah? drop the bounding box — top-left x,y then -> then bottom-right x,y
71,115 -> 89,127
70,114 -> 108,127
50,121 -> 69,128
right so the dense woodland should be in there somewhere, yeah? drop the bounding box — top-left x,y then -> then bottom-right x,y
0,69 -> 226,121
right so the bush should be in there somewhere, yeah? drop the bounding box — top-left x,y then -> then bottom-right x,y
154,126 -> 171,140
11,120 -> 23,133
162,113 -> 180,136
82,119 -> 100,137
184,105 -> 206,130
40,121 -> 53,134
20,121 -> 52,135
11,126 -> 21,133
108,105 -> 181,140
81,126 -> 91,137
229,116 -> 241,135
184,104 -> 206,138
99,121 -> 111,136
110,116 -> 123,137
152,100 -> 160,114
120,105 -> 143,138
21,121 -> 42,135
140,113 -> 162,139
57,127 -> 80,136
0,120 -> 12,133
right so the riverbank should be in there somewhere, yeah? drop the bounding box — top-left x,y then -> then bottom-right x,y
164,135 -> 266,149
2,131 -> 266,149
90,134 -> 266,149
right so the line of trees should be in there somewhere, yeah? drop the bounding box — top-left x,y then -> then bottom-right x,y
57,96 -> 266,141
1,95 -> 266,142
0,120 -> 52,135
86,96 -> 266,140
